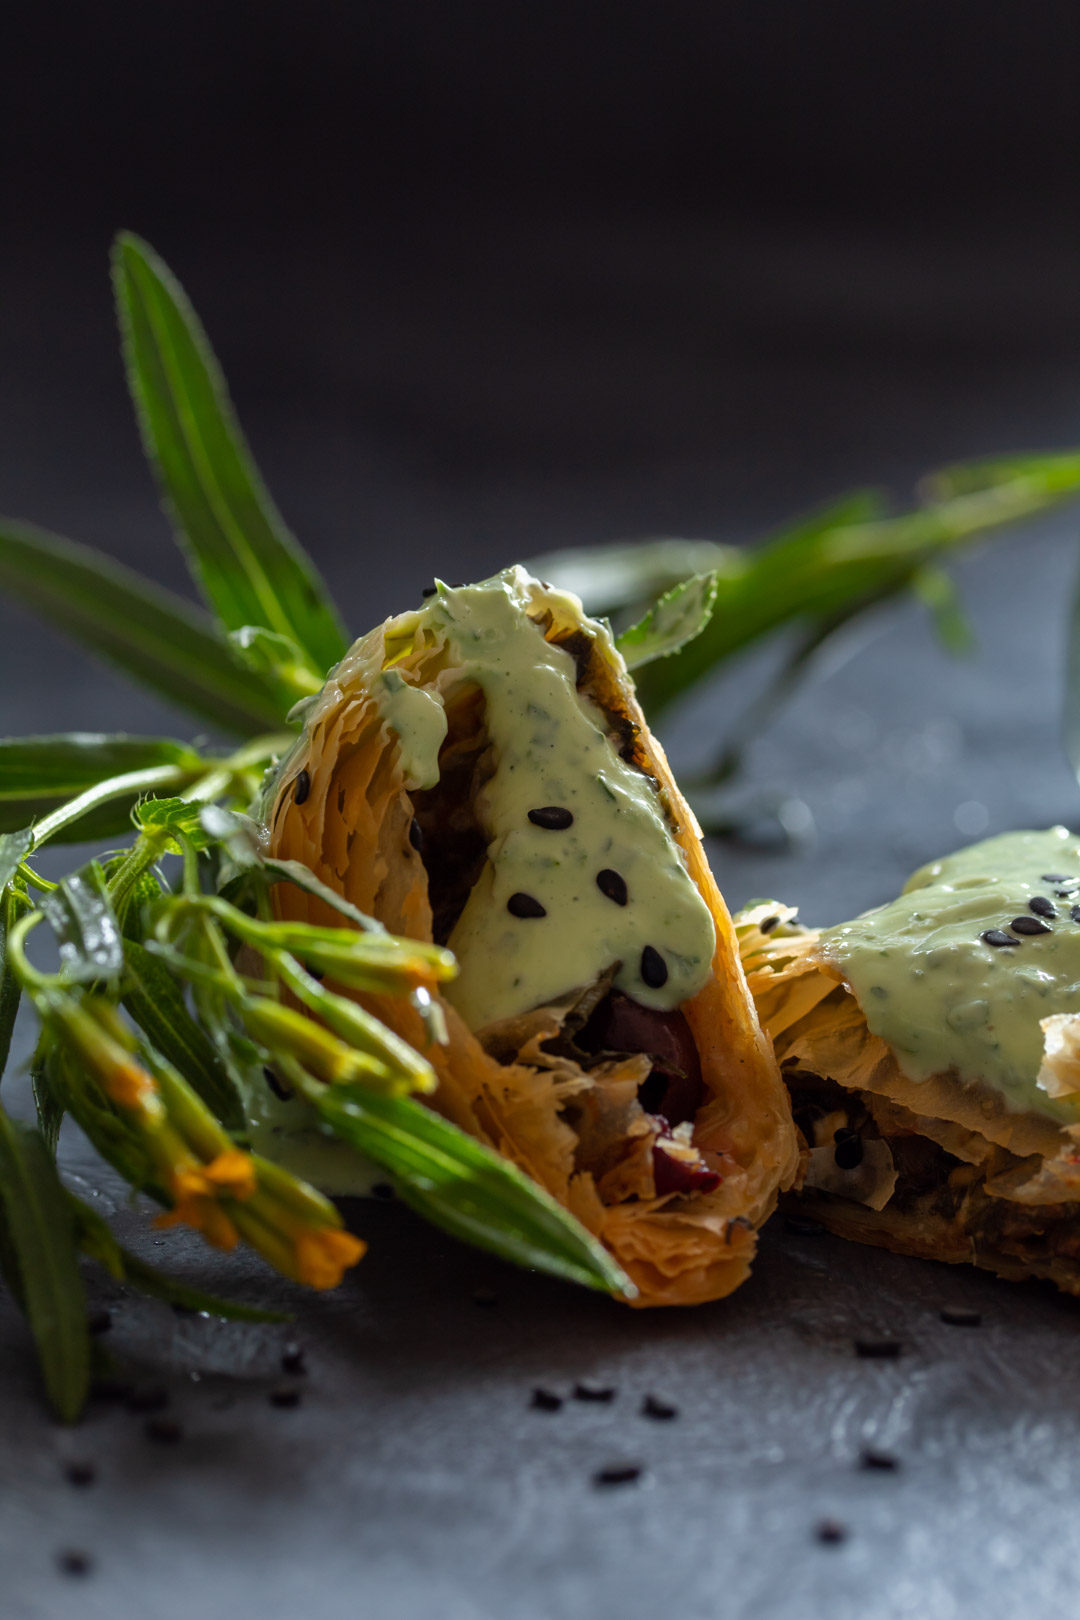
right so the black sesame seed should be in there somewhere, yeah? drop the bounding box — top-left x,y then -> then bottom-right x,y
408,818 -> 424,853
1042,874 -> 1073,883
507,892 -> 546,919
1072,906 -> 1080,924
574,1382 -> 616,1403
860,1448 -> 899,1471
640,945 -> 668,989
1029,896 -> 1057,919
784,1214 -> 826,1237
981,929 -> 1020,947
940,1306 -> 982,1327
270,1384 -> 302,1408
641,1394 -> 678,1421
264,1066 -> 294,1102
421,585 -> 438,598
126,1384 -> 169,1413
281,1344 -> 307,1376
64,1462 -> 96,1488
759,914 -> 781,934
531,1388 -> 563,1412
596,869 -> 629,906
816,1519 -> 847,1545
87,1308 -> 112,1335
833,1129 -> 864,1171
57,1549 -> 93,1577
293,769 -> 311,805
1011,915 -> 1052,936
528,805 -> 574,830
144,1417 -> 183,1444
854,1337 -> 902,1360
1055,889 -> 1079,899
594,1465 -> 642,1487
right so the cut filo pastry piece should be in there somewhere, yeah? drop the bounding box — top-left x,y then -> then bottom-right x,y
736,827 -> 1080,1293
259,568 -> 797,1306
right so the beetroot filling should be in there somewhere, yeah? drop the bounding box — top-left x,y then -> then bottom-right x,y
578,991 -> 707,1127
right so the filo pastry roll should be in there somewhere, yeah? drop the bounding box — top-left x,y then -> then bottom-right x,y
261,568 -> 797,1306
739,827 -> 1080,1294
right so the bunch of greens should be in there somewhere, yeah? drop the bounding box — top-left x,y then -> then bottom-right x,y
3,234 -> 1080,1419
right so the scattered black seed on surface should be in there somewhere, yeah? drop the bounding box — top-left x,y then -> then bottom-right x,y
1042,874 -> 1072,883
940,1306 -> 982,1327
981,929 -> 1020,947
472,1286 -> 499,1307
87,1309 -> 112,1335
1055,889 -> 1079,899
293,769 -> 311,805
784,1214 -> 826,1237
640,945 -> 668,989
281,1344 -> 306,1376
264,1066 -> 294,1102
1071,906 -> 1080,924
594,1465 -> 642,1487
528,806 -> 574,830
816,1519 -> 847,1546
127,1385 -> 169,1413
574,1382 -> 616,1403
421,585 -> 437,598
1011,915 -> 1051,936
145,1417 -> 183,1444
759,915 -> 781,933
531,1388 -> 563,1412
270,1384 -> 302,1408
596,869 -> 629,906
860,1448 -> 899,1471
641,1394 -> 678,1420
507,892 -> 546,919
1029,896 -> 1057,919
64,1462 -> 96,1488
854,1338 -> 902,1360
372,1182 -> 395,1200
408,818 -> 424,853
833,1128 -> 864,1171
57,1550 -> 93,1577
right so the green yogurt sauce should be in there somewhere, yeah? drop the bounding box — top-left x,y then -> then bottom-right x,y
822,827 -> 1080,1121
376,569 -> 716,1029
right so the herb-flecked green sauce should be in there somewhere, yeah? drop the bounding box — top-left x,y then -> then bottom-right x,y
377,570 -> 716,1029
822,827 -> 1080,1121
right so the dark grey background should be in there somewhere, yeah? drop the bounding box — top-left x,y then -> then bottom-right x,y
3,6 -> 1080,1617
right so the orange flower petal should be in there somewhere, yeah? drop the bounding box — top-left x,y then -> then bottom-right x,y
293,1227 -> 367,1289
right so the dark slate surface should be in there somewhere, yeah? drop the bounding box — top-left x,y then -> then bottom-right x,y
3,213 -> 1080,1619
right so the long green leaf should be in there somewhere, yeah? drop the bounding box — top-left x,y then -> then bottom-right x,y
0,1110 -> 89,1421
122,940 -> 242,1128
312,1084 -> 631,1296
40,863 -> 125,986
0,889 -> 25,1083
634,469 -> 1080,714
114,232 -> 347,675
0,734 -> 204,839
0,520 -> 292,735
